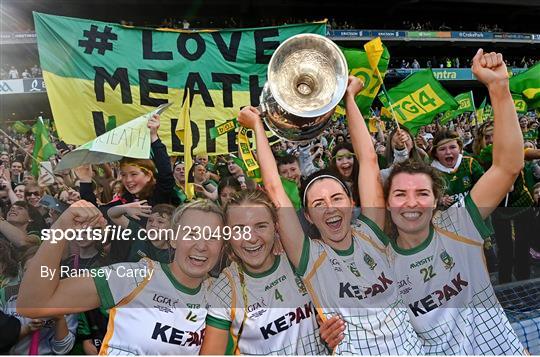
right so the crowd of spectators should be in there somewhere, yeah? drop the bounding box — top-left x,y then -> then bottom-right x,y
137,17 -> 521,33
0,65 -> 41,80
0,88 -> 539,353
393,56 -> 539,69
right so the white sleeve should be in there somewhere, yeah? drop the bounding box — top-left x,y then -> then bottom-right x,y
433,195 -> 493,243
92,259 -> 153,310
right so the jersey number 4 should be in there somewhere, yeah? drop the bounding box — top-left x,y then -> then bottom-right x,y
274,289 -> 284,302
420,265 -> 437,282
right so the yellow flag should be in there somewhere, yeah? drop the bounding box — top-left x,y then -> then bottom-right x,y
364,37 -> 384,75
175,91 -> 195,200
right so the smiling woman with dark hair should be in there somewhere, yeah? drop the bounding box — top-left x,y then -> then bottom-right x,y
381,50 -> 525,354
0,201 -> 46,247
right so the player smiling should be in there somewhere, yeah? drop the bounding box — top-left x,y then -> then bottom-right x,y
16,199 -> 224,355
238,76 -> 423,355
201,190 -> 327,355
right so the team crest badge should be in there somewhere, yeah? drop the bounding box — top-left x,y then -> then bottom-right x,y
348,263 -> 361,277
295,275 -> 308,296
463,176 -> 471,188
364,253 -> 377,270
440,250 -> 455,270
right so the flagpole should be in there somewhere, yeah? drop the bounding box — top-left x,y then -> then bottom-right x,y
374,68 -> 401,130
470,90 -> 477,128
0,129 -> 68,189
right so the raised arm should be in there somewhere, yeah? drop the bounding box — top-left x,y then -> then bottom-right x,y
345,76 -> 386,228
17,201 -> 104,318
107,200 -> 152,228
149,115 -> 176,204
469,49 -> 524,219
237,107 -> 304,268
0,219 -> 34,247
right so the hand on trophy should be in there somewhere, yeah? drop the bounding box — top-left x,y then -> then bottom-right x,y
345,76 -> 364,100
238,106 -> 263,130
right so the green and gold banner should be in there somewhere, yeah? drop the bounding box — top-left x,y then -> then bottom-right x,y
34,12 -> 325,155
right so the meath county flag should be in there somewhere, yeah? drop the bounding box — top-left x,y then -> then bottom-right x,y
476,97 -> 487,124
31,118 -> 57,177
510,62 -> 540,109
13,121 -> 31,134
341,40 -> 390,115
378,69 -> 458,134
440,91 -> 475,125
175,92 -> 194,200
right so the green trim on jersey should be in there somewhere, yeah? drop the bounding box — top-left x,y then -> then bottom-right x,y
357,214 -> 389,246
296,236 -> 311,277
333,238 -> 354,256
390,226 -> 434,256
160,262 -> 201,295
464,194 -> 493,239
244,255 -> 280,278
206,314 -> 232,330
93,269 -> 115,310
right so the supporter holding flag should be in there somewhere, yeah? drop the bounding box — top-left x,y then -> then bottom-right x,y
75,114 -> 175,261
76,114 -> 175,209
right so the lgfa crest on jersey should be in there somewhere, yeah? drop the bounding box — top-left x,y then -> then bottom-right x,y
364,253 -> 377,270
440,250 -> 455,270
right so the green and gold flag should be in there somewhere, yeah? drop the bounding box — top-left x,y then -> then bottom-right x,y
378,69 -> 458,134
341,41 -> 390,116
512,94 -> 528,114
34,12 -> 325,155
31,118 -> 57,177
440,91 -> 475,124
510,62 -> 540,109
476,97 -> 487,124
13,121 -> 31,134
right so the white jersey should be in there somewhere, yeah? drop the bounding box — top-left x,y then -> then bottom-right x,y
206,254 -> 327,355
93,258 -> 210,355
388,195 -> 525,355
297,215 -> 423,355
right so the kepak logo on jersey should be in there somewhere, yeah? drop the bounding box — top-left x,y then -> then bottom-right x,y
151,322 -> 204,347
338,272 -> 393,300
259,302 -> 315,340
409,273 -> 469,317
